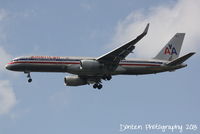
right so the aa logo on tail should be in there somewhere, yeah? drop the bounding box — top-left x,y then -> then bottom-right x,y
164,44 -> 177,55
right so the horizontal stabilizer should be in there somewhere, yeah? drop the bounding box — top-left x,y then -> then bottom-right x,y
167,52 -> 195,66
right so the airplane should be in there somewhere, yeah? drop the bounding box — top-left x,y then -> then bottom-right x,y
5,23 -> 195,89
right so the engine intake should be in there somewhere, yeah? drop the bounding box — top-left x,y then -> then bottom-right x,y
64,75 -> 87,86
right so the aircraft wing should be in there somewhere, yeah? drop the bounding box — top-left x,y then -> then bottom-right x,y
97,23 -> 149,67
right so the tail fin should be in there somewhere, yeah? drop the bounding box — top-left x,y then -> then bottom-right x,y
154,33 -> 185,61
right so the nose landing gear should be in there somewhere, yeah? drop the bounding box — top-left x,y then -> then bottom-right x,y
25,72 -> 32,83
28,78 -> 32,83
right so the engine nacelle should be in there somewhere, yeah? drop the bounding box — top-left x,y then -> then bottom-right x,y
64,75 -> 87,86
80,60 -> 103,72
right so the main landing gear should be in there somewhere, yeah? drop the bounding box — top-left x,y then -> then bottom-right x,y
102,75 -> 112,81
25,72 -> 32,83
93,83 -> 103,90
92,75 -> 112,90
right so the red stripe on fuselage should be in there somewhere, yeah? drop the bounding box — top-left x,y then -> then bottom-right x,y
8,61 -> 161,67
8,61 -> 80,65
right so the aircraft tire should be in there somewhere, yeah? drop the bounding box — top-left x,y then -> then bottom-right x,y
28,79 -> 32,83
97,84 -> 102,89
93,84 -> 98,89
106,75 -> 112,80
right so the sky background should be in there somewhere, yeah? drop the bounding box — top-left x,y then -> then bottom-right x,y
0,0 -> 199,133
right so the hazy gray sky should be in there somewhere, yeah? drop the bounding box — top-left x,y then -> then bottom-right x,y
0,0 -> 199,133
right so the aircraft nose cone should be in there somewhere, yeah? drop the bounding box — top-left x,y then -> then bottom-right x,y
5,64 -> 11,70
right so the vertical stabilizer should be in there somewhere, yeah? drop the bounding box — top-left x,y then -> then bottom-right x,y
154,33 -> 185,61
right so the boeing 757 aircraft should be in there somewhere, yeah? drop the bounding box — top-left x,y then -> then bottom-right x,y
5,24 -> 195,89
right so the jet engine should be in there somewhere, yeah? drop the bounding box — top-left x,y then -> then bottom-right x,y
64,75 -> 87,86
80,60 -> 103,73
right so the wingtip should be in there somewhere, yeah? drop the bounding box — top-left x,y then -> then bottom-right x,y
144,23 -> 150,34
190,52 -> 196,55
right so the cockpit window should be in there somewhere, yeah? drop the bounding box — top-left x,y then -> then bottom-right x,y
13,59 -> 19,62
12,57 -> 28,61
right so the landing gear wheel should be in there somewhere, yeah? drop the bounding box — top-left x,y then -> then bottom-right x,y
28,78 -> 32,83
103,75 -> 112,81
93,84 -> 98,89
106,75 -> 112,80
93,83 -> 102,89
97,84 -> 102,89
25,72 -> 32,83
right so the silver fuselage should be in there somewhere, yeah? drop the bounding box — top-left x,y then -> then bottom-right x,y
5,56 -> 186,76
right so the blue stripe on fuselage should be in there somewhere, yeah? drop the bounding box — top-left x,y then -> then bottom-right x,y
12,57 -> 164,66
